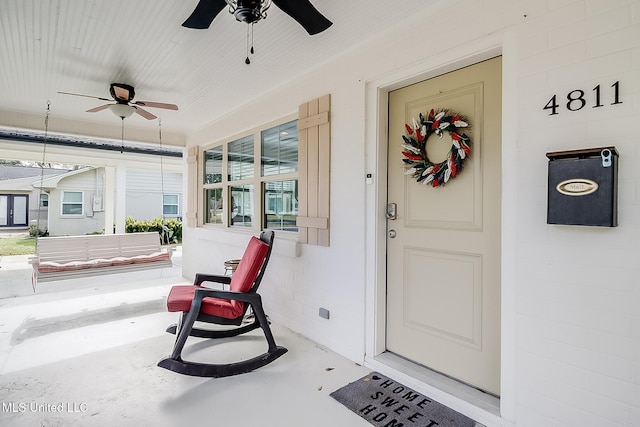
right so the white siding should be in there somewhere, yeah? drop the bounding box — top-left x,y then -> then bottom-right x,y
125,168 -> 183,220
49,169 -> 104,236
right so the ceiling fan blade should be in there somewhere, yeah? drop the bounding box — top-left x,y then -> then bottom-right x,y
86,104 -> 111,113
134,101 -> 179,111
182,0 -> 227,29
58,91 -> 111,102
272,0 -> 332,35
134,106 -> 157,120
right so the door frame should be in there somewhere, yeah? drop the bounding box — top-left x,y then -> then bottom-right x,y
363,40 -> 518,426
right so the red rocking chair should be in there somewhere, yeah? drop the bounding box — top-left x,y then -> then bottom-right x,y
158,230 -> 287,377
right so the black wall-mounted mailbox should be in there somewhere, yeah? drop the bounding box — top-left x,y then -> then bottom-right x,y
546,147 -> 618,227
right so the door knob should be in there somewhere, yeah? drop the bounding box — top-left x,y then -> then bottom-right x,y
388,229 -> 396,238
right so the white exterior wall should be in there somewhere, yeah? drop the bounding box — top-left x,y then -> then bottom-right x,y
126,169 -> 183,220
48,167 -> 183,235
509,2 -> 640,425
184,1 -> 640,425
48,170 -> 105,236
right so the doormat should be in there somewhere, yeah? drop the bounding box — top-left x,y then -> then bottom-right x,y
330,372 -> 476,427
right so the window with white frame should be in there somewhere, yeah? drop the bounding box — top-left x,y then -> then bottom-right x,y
61,191 -> 83,215
39,193 -> 48,207
163,194 -> 179,216
202,118 -> 298,232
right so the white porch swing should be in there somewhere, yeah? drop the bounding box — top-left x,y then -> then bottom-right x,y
29,104 -> 174,288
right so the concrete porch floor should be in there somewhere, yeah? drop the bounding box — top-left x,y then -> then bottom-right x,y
0,250 -> 372,427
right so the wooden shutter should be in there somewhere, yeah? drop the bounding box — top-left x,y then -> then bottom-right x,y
297,94 -> 331,246
185,145 -> 199,228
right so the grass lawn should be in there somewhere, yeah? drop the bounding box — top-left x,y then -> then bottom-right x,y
0,235 -> 36,256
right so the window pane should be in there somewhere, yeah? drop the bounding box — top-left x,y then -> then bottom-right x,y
0,196 -> 6,225
230,185 -> 254,227
261,120 -> 298,176
62,192 -> 83,215
228,136 -> 254,181
62,204 -> 83,215
205,188 -> 223,224
162,205 -> 178,215
63,192 -> 83,203
163,195 -> 179,215
163,205 -> 179,215
40,193 -> 49,207
163,194 -> 179,204
204,146 -> 223,184
13,196 -> 27,223
264,180 -> 298,231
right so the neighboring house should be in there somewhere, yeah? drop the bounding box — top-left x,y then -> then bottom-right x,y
0,165 -> 182,236
124,168 -> 183,222
39,166 -> 182,236
0,165 -> 68,230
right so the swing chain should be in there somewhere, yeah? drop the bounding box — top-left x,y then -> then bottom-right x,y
35,101 -> 51,237
158,119 -> 170,244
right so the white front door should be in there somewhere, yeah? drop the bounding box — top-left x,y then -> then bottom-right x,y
386,57 -> 502,395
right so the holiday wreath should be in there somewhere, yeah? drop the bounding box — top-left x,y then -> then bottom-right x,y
401,108 -> 471,187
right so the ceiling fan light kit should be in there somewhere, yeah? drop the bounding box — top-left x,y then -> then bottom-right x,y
108,103 -> 135,119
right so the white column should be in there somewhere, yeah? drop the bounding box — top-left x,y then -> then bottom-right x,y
115,164 -> 127,234
104,167 -> 115,234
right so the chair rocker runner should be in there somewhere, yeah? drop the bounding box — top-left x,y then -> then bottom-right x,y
158,230 -> 287,377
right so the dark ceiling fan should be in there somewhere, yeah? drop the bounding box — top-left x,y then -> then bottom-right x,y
183,0 -> 332,63
183,0 -> 332,34
58,83 -> 178,120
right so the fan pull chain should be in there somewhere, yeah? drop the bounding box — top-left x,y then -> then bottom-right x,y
245,23 -> 255,64
251,22 -> 255,54
158,118 -> 166,221
120,117 -> 125,153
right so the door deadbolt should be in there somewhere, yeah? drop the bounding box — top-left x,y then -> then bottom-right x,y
386,203 -> 397,220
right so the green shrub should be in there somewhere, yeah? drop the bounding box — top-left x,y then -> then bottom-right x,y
28,224 -> 49,237
124,217 -> 182,245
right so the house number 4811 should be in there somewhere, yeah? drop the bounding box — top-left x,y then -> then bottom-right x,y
544,81 -> 622,115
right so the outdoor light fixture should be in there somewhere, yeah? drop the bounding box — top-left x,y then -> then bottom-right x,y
108,103 -> 135,119
225,0 -> 272,24
109,104 -> 136,119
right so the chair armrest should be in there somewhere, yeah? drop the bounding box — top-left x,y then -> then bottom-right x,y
28,256 -> 39,266
193,287 -> 260,305
194,273 -> 232,287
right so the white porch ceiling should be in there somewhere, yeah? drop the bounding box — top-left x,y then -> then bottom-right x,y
0,0 -> 437,146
